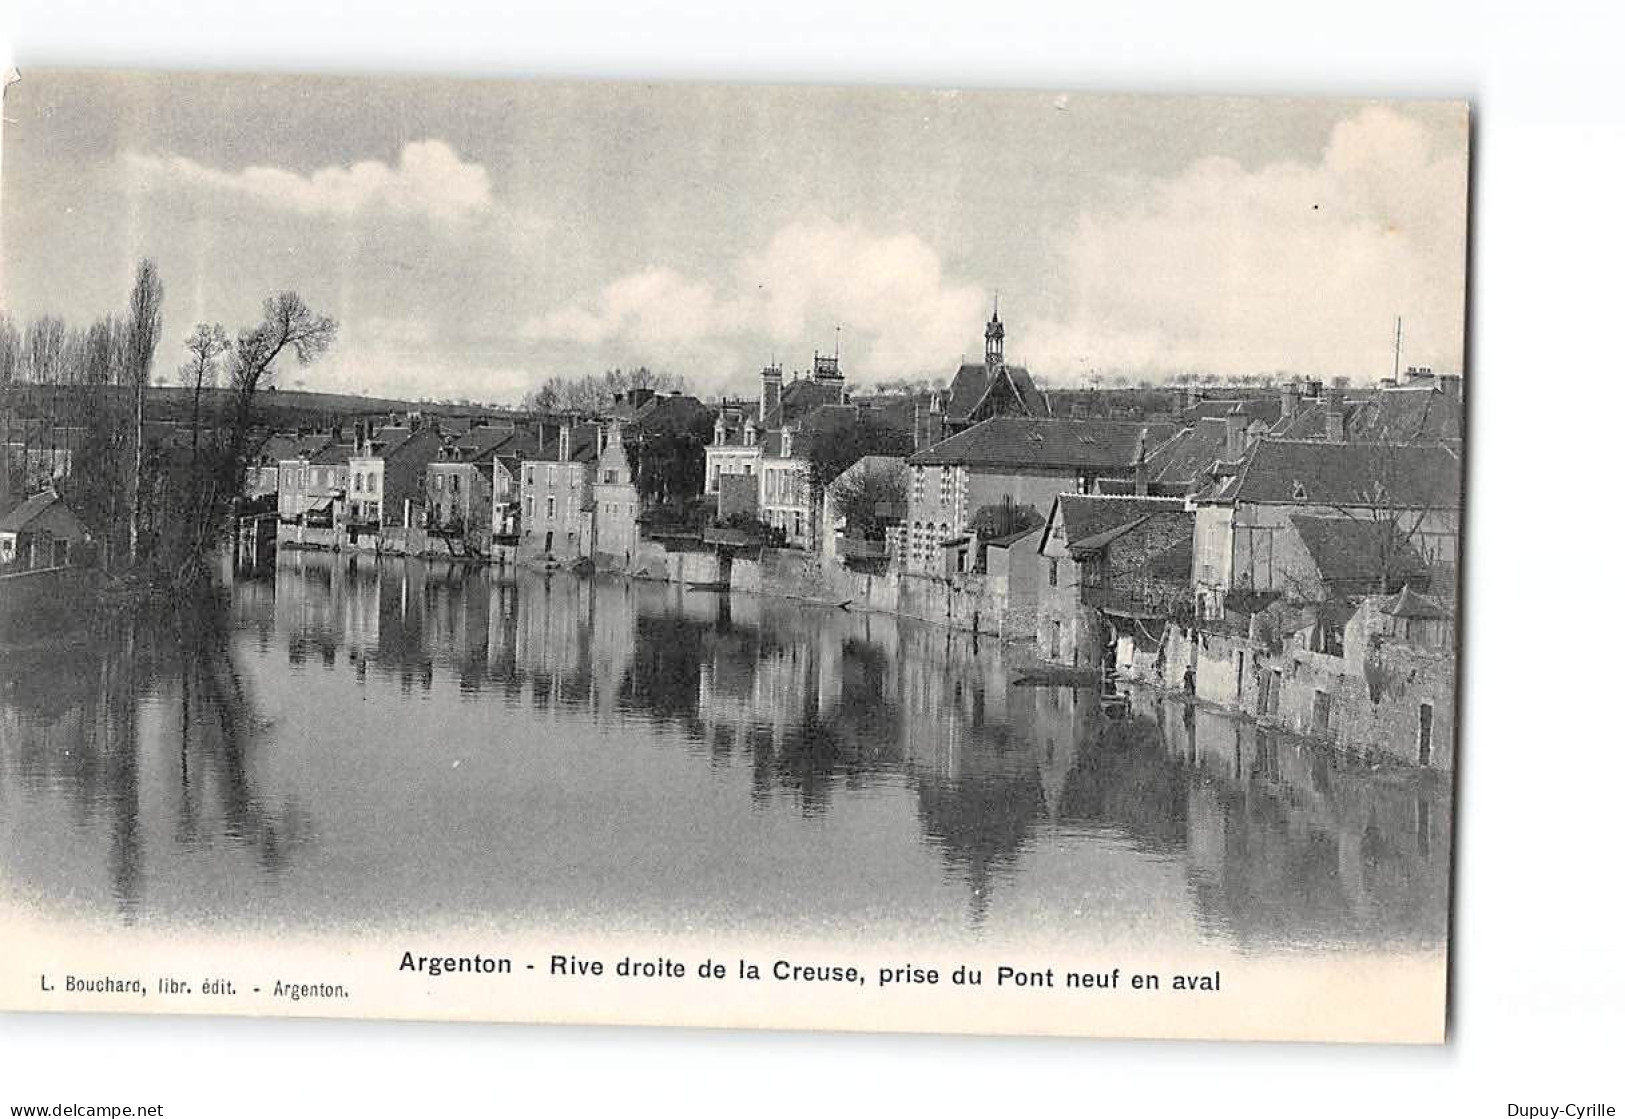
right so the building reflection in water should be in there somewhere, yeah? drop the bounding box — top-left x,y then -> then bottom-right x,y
0,551 -> 1448,950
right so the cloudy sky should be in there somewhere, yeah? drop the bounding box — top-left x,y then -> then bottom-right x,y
1,72 -> 1467,403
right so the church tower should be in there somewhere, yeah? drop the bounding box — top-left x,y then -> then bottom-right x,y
984,299 -> 1005,371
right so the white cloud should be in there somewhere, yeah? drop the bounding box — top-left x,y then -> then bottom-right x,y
517,106 -> 1466,396
1023,105 -> 1469,380
522,219 -> 985,389
124,140 -> 493,223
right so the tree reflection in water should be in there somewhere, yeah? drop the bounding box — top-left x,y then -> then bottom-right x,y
0,590 -> 304,923
0,553 -> 1451,950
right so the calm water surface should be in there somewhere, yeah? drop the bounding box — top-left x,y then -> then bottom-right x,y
0,551 -> 1451,953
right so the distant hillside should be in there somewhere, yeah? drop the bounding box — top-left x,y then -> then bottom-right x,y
1,383 -> 524,430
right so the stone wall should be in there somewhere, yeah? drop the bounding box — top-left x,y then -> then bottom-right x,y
1149,620 -> 1454,769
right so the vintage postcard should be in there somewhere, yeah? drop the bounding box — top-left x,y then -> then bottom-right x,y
0,71 -> 1466,1043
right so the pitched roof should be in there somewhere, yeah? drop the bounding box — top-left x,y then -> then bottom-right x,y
985,523 -> 1042,549
1146,417 -> 1231,487
0,490 -> 87,537
1186,397 -> 1283,425
1346,387 -> 1463,444
1380,585 -> 1452,620
1223,439 -> 1460,508
761,378 -> 845,429
309,440 -> 353,466
944,362 -> 1048,422
444,425 -> 520,461
1043,493 -> 1189,555
907,417 -> 1178,471
1289,515 -> 1428,587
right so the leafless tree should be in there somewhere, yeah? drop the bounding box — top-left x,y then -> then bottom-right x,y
157,292 -> 336,588
182,322 -> 231,455
124,259 -> 164,564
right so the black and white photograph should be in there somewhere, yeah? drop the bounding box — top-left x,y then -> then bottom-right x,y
0,71 -> 1468,1044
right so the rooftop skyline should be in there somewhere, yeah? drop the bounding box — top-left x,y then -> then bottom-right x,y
2,73 -> 1468,404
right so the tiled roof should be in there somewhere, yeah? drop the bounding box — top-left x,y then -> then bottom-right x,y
1186,397 -> 1283,425
908,417 -> 1179,471
1346,387 -> 1463,444
0,490 -> 64,533
1290,515 -> 1428,586
1045,493 -> 1189,555
985,523 -> 1042,548
1225,439 -> 1460,508
945,362 -> 1048,421
761,378 -> 844,429
445,425 -> 520,461
1146,417 -> 1231,487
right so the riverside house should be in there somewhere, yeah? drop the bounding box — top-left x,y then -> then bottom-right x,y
1190,438 -> 1461,620
902,416 -> 1177,577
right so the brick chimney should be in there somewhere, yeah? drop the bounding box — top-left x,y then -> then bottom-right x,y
1223,410 -> 1247,460
1280,379 -> 1300,420
760,363 -> 783,423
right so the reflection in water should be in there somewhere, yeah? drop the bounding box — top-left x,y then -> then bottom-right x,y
0,552 -> 1450,951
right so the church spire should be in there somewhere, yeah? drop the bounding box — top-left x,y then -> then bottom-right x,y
984,295 -> 1005,370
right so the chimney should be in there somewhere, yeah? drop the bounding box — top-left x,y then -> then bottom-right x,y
712,414 -> 726,446
760,363 -> 783,423
1325,408 -> 1346,443
558,421 -> 572,464
1133,427 -> 1149,496
781,427 -> 793,458
1280,379 -> 1300,420
352,420 -> 365,454
1223,410 -> 1247,460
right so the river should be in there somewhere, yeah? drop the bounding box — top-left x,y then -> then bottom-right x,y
0,550 -> 1451,954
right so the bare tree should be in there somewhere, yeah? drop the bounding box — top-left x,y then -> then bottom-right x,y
160,292 -> 336,588
124,259 -> 164,564
182,322 -> 231,456
0,313 -> 19,386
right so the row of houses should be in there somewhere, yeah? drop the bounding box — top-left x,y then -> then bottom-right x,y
751,312 -> 1466,770
266,410 -> 649,566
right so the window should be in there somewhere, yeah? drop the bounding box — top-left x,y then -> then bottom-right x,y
368,474 -> 378,494
525,466 -> 534,485
546,496 -> 556,519
939,467 -> 950,504
525,496 -> 534,520
1312,690 -> 1332,734
1048,557 -> 1058,587
353,472 -> 363,491
912,466 -> 924,503
548,465 -> 557,485
434,474 -> 444,492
